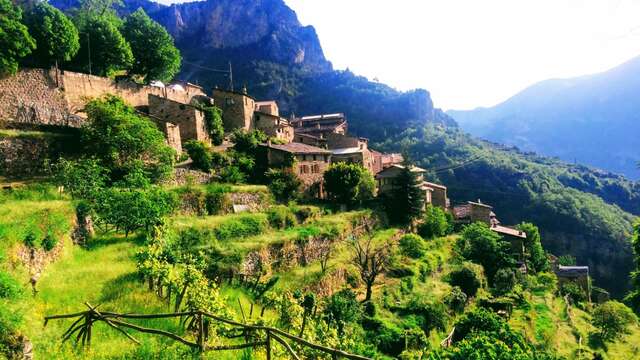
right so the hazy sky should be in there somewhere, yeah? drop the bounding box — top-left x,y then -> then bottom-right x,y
284,0 -> 640,110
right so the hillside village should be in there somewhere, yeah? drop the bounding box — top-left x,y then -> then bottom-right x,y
1,0 -> 639,358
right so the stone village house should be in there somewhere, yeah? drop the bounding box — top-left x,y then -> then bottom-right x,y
375,164 -> 450,210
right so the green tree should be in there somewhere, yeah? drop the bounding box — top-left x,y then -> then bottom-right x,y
0,0 -> 35,76
418,204 -> 450,239
447,264 -> 482,297
382,166 -> 425,225
492,268 -> 516,296
72,15 -> 133,76
323,289 -> 361,336
82,95 -> 175,183
457,222 -> 515,283
398,234 -> 426,259
324,162 -> 374,205
183,140 -> 212,172
121,8 -> 181,82
591,300 -> 637,343
266,168 -> 302,203
55,157 -> 109,199
516,222 -> 549,273
625,221 -> 640,314
23,2 -> 79,67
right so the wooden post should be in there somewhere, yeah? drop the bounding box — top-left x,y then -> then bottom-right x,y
265,330 -> 271,360
197,312 -> 205,352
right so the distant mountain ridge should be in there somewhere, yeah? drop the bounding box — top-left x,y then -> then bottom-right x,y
448,56 -> 640,180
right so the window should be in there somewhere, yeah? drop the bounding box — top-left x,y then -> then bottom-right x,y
226,98 -> 234,106
299,164 -> 309,174
313,154 -> 317,161
179,104 -> 185,110
312,164 -> 320,173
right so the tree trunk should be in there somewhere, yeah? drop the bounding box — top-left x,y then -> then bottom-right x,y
365,282 -> 373,302
174,284 -> 188,313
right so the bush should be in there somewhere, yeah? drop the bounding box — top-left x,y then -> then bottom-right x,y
23,232 -> 37,248
266,168 -> 301,203
591,300 -> 637,342
55,158 -> 108,199
560,281 -> 587,304
41,233 -> 58,252
0,271 -> 22,299
445,286 -> 468,313
447,264 -> 481,297
457,222 -> 515,283
219,166 -> 245,184
214,215 -> 268,241
174,186 -> 207,215
183,140 -> 212,172
323,289 -> 361,336
205,184 -> 231,215
418,205 -> 451,239
375,320 -> 405,356
292,206 -> 321,223
399,234 -> 426,259
492,268 -> 516,296
267,206 -> 297,229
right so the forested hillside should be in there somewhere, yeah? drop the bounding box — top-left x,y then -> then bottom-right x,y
377,125 -> 637,297
448,56 -> 640,180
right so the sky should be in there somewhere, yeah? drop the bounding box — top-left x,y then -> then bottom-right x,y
283,0 -> 640,110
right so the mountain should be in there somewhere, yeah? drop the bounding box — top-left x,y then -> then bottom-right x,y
448,56 -> 640,180
48,0 -> 639,297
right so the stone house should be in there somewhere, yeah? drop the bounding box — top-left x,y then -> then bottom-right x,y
375,165 -> 449,210
423,182 -> 449,209
290,113 -> 348,138
453,201 -> 493,224
254,111 -> 294,143
555,265 -> 591,297
148,94 -> 210,147
211,88 -> 294,141
326,133 -> 375,174
260,142 -> 332,197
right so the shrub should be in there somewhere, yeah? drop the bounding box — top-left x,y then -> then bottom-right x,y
183,140 -> 212,172
452,308 -> 506,342
492,268 -> 516,296
457,222 -> 515,283
0,306 -> 23,358
447,264 -> 481,297
445,286 -> 468,313
375,320 -> 405,356
0,271 -> 22,299
55,158 -> 108,199
219,166 -> 245,184
205,184 -> 231,215
291,206 -> 321,223
591,301 -> 637,342
41,233 -> 58,252
399,234 -> 426,259
418,205 -> 451,239
267,206 -> 297,229
174,186 -> 207,215
323,289 -> 361,336
560,281 -> 587,304
266,168 -> 301,203
213,215 -> 268,241
23,232 -> 37,248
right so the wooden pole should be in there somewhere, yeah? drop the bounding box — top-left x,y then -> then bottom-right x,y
197,312 -> 205,352
265,330 -> 271,360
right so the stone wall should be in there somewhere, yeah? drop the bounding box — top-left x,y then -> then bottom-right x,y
0,68 -> 81,128
0,134 -> 77,178
149,94 -> 209,145
0,68 -> 206,128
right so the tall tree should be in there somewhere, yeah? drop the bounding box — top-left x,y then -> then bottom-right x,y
383,165 -> 425,225
23,2 -> 80,67
625,221 -> 640,314
72,15 -> 133,76
0,0 -> 35,76
456,222 -> 515,283
516,222 -> 550,273
121,8 -> 181,83
324,162 -> 374,206
82,95 -> 175,183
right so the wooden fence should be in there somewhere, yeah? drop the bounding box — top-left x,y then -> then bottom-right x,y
45,302 -> 371,360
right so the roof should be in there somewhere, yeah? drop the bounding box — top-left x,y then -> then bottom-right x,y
555,265 -> 589,278
491,225 -> 527,239
255,100 -> 277,106
468,201 -> 492,209
294,113 -> 345,122
293,122 -> 347,133
375,164 -> 426,179
261,142 -> 331,155
423,181 -> 446,190
212,88 -> 256,101
331,147 -> 362,155
296,133 -> 325,141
